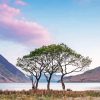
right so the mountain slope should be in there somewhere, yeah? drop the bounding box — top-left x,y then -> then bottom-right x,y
63,66 -> 100,82
38,74 -> 61,83
0,55 -> 29,83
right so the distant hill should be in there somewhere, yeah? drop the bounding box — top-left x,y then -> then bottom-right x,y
38,74 -> 61,83
2,54 -> 100,83
62,66 -> 100,82
0,55 -> 29,83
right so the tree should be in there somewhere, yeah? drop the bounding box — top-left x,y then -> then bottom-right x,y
42,45 -> 60,90
54,44 -> 92,90
26,45 -> 60,90
17,43 -> 91,91
27,44 -> 91,90
17,56 -> 45,90
43,62 -> 59,90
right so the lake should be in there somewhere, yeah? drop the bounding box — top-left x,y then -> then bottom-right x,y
0,83 -> 100,91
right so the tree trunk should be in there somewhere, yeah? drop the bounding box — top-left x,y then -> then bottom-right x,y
31,77 -> 34,89
32,84 -> 35,89
47,74 -> 52,90
35,72 -> 42,90
31,76 -> 36,90
47,81 -> 50,90
35,79 -> 39,90
61,75 -> 65,90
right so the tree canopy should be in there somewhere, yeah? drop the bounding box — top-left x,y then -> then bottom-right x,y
17,43 -> 92,90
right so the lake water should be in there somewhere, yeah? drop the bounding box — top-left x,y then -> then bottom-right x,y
0,83 -> 100,91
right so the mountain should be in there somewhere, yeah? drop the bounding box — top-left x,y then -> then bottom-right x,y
0,55 -> 29,83
39,74 -> 61,83
62,66 -> 100,82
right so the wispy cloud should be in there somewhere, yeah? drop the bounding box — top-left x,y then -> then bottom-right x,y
73,0 -> 97,4
0,0 -> 9,4
0,4 -> 20,18
0,0 -> 27,6
15,0 -> 27,6
0,4 -> 52,46
75,0 -> 91,4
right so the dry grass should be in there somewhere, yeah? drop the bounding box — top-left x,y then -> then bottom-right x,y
0,90 -> 100,100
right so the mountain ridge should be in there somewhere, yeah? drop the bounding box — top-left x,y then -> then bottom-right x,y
63,66 -> 100,82
0,55 -> 29,83
1,54 -> 100,83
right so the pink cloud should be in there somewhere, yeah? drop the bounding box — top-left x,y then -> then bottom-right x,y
0,4 -> 20,18
0,0 -> 9,4
15,0 -> 27,6
0,4 -> 52,46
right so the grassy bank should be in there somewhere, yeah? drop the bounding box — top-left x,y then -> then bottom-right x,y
0,89 -> 100,100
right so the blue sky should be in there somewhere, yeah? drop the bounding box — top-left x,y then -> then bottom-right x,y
0,0 -> 100,69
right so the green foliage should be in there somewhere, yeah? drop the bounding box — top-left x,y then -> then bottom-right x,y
17,43 -> 92,90
24,44 -> 77,57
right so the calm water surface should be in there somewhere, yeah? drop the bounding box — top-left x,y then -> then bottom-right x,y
0,83 -> 100,91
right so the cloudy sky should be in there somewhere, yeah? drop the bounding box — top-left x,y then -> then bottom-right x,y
0,0 -> 100,70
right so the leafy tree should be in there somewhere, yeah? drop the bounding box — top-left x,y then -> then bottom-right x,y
41,45 -> 60,90
26,45 -> 60,90
54,44 -> 92,90
17,43 -> 91,91
17,56 -> 45,90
